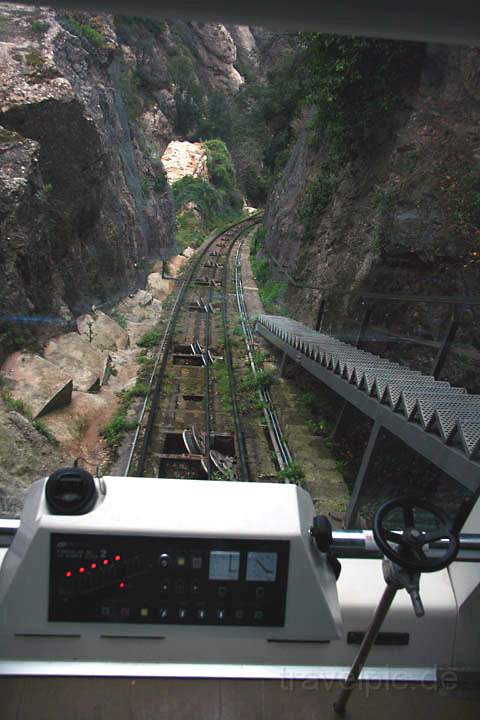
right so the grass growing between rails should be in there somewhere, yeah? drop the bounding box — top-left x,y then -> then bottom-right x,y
277,460 -> 306,488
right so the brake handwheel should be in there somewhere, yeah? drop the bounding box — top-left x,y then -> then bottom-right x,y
373,496 -> 459,573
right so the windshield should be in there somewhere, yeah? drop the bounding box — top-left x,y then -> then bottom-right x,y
0,4 -> 478,533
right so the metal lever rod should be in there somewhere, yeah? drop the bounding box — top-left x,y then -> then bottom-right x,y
333,581 -> 398,715
334,559 -> 424,715
408,587 -> 425,617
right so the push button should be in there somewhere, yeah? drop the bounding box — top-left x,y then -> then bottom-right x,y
178,608 -> 187,620
216,609 -> 226,622
158,607 -> 168,620
196,608 -> 207,621
175,580 -> 185,594
191,556 -> 203,570
233,609 -> 245,621
158,553 -> 170,569
217,585 -> 228,598
191,580 -> 201,594
255,586 -> 265,599
253,609 -> 264,622
160,580 -> 170,594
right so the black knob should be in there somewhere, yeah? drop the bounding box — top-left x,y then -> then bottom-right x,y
310,515 -> 333,552
158,553 -> 171,569
46,467 -> 97,515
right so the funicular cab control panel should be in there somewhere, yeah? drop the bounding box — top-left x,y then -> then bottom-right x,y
50,533 -> 289,627
0,471 -> 342,667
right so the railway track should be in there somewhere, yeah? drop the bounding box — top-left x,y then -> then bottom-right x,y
234,238 -> 293,474
125,216 -> 261,480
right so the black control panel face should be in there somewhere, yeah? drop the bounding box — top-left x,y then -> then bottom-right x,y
49,534 -> 289,627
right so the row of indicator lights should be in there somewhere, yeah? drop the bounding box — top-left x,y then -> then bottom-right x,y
64,554 -> 122,578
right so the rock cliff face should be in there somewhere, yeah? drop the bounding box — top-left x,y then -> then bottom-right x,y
0,5 -> 265,362
263,45 -> 480,390
0,5 -> 175,354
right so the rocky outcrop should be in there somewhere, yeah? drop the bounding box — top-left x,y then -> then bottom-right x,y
1,351 -> 73,418
44,333 -> 109,392
263,45 -> 480,390
161,141 -> 208,183
0,5 -> 176,350
0,403 -> 67,516
147,272 -> 175,301
189,23 -> 244,92
0,7 -> 270,365
77,310 -> 129,352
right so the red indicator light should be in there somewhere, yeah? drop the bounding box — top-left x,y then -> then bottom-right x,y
65,571 -> 72,578
90,563 -> 97,570
103,559 -> 109,566
119,581 -> 125,589
114,554 -> 121,562
79,567 -> 85,574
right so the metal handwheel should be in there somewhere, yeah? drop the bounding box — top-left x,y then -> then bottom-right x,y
334,496 -> 460,716
373,496 -> 460,573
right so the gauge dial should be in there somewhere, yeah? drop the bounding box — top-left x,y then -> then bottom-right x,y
246,552 -> 278,582
209,551 -> 240,580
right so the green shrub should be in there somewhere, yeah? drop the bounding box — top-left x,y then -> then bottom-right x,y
101,381 -> 147,447
305,417 -> 329,435
172,176 -> 222,226
300,34 -> 424,151
204,139 -> 237,191
259,280 -> 286,312
278,460 -> 306,487
31,19 -> 48,33
102,412 -> 137,447
242,368 -> 277,392
67,16 -> 105,48
301,159 -> 340,227
122,382 -> 149,403
137,328 -> 162,348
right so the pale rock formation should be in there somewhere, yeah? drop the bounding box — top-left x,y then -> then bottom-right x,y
228,26 -> 259,70
190,23 -> 244,92
183,246 -> 195,258
147,272 -> 175,301
0,405 -> 66,516
161,141 -> 208,184
168,254 -> 188,277
44,333 -> 110,392
1,352 -> 73,418
76,311 -> 129,352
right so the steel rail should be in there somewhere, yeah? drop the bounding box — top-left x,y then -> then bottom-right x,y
220,227 -> 253,482
234,236 -> 293,474
204,283 -> 213,480
125,216 -> 260,477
